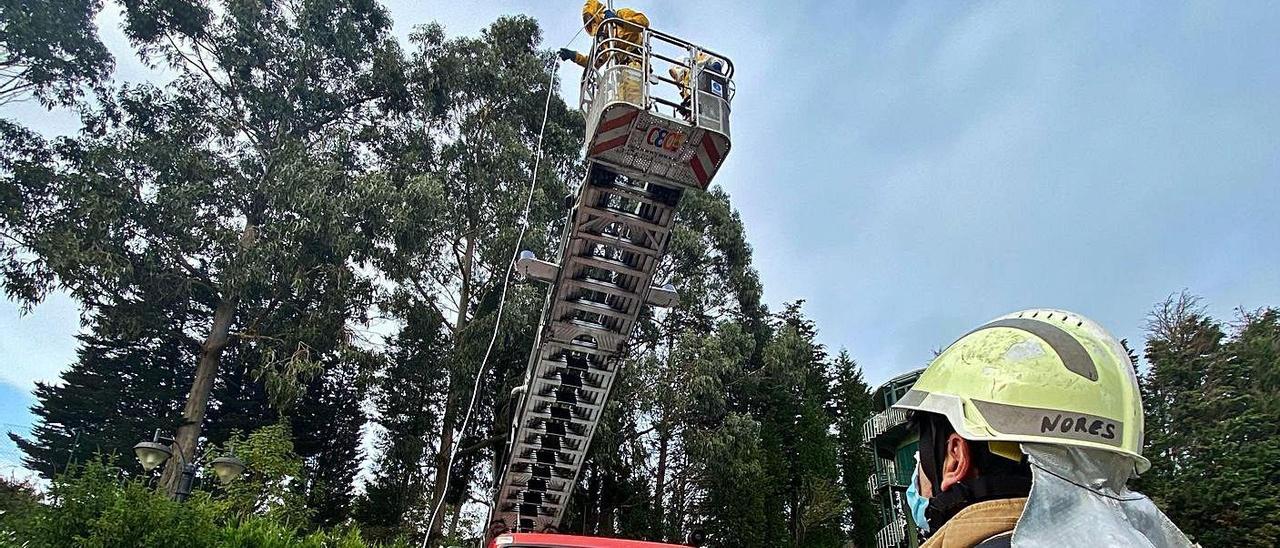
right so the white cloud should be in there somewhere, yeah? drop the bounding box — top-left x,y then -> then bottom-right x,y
0,292 -> 80,390
2,0 -> 1279,401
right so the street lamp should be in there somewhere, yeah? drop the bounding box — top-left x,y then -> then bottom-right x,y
133,440 -> 171,472
133,429 -> 246,501
210,455 -> 247,485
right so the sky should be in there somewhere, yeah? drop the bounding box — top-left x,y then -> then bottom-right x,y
2,1 -> 1279,456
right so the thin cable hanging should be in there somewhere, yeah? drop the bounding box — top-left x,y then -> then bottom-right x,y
422,24 -> 586,546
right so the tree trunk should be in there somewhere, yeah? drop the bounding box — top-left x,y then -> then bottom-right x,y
655,332 -> 679,540
788,443 -> 800,545
600,466 -> 618,537
671,451 -> 688,539
587,462 -> 602,534
427,391 -> 458,544
653,424 -> 669,540
427,236 -> 475,546
448,502 -> 463,538
162,296 -> 237,495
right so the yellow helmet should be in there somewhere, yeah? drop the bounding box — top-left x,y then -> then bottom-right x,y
583,0 -> 605,26
893,309 -> 1149,472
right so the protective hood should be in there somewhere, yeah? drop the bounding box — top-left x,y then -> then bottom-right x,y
1012,443 -> 1197,547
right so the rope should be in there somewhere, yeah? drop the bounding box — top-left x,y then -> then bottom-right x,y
422,23 -> 586,546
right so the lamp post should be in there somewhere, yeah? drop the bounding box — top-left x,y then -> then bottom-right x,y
133,429 -> 245,501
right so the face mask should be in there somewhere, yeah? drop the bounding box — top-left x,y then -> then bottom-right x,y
906,461 -> 931,533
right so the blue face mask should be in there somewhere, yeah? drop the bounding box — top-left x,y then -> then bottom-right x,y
906,464 -> 931,533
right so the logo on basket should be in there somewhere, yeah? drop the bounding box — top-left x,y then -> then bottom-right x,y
645,127 -> 686,152
710,80 -> 724,97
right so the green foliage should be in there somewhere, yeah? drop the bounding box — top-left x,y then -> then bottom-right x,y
358,14 -> 582,544
213,422 -> 311,526
1137,292 -> 1280,547
4,0 -> 399,533
352,309 -> 447,542
218,518 -> 375,548
9,308 -> 191,479
830,351 -> 878,547
0,0 -> 113,106
685,411 -> 768,547
292,353 -> 371,527
2,459 -> 222,547
0,458 -> 399,547
0,475 -> 39,546
754,302 -> 845,548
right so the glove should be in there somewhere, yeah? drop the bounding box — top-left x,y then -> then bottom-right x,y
603,9 -> 617,19
558,48 -> 576,62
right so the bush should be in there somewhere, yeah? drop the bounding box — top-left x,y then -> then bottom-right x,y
0,475 -> 41,546
0,453 -> 396,547
210,423 -> 313,527
1,460 -> 221,547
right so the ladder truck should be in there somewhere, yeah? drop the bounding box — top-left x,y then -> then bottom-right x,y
487,12 -> 734,548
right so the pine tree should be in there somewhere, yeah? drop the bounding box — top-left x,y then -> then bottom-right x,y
754,302 -> 845,548
354,304 -> 451,542
679,323 -> 769,548
1138,292 -> 1280,546
292,354 -> 370,527
830,350 -> 877,547
1208,309 -> 1280,546
1137,293 -> 1224,523
10,297 -> 293,482
12,308 -> 192,478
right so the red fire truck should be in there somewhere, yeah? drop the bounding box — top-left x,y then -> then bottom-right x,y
488,532 -> 691,548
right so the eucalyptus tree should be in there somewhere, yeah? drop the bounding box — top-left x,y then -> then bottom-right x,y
1,0 -> 405,495
363,16 -> 582,543
0,0 -> 112,106
559,186 -> 773,543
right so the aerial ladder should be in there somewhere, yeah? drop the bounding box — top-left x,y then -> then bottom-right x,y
487,10 -> 734,547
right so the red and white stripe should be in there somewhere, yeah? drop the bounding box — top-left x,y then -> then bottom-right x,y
688,133 -> 724,189
588,108 -> 639,156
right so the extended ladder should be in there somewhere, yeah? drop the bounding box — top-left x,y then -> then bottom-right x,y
491,16 -> 734,534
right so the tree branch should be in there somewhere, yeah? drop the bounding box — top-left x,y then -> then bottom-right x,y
453,433 -> 508,460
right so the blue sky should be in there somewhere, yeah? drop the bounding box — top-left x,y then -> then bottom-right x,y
2,1 -> 1279,451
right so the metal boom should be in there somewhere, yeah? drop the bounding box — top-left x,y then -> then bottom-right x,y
492,16 -> 735,535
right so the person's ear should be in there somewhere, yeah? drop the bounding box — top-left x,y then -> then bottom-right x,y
939,433 -> 974,492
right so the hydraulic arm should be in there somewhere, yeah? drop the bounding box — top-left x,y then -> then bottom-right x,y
491,15 -> 734,535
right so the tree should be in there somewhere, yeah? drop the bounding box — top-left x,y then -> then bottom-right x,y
830,350 -> 877,547
1138,292 -> 1280,546
292,351 -> 371,527
1,0 -> 403,497
754,302 -> 845,548
9,295 -> 275,481
363,16 -> 581,543
354,305 -> 450,542
11,314 -> 190,479
0,0 -> 113,106
2,428 -> 389,547
677,323 -> 770,548
213,422 -> 313,526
